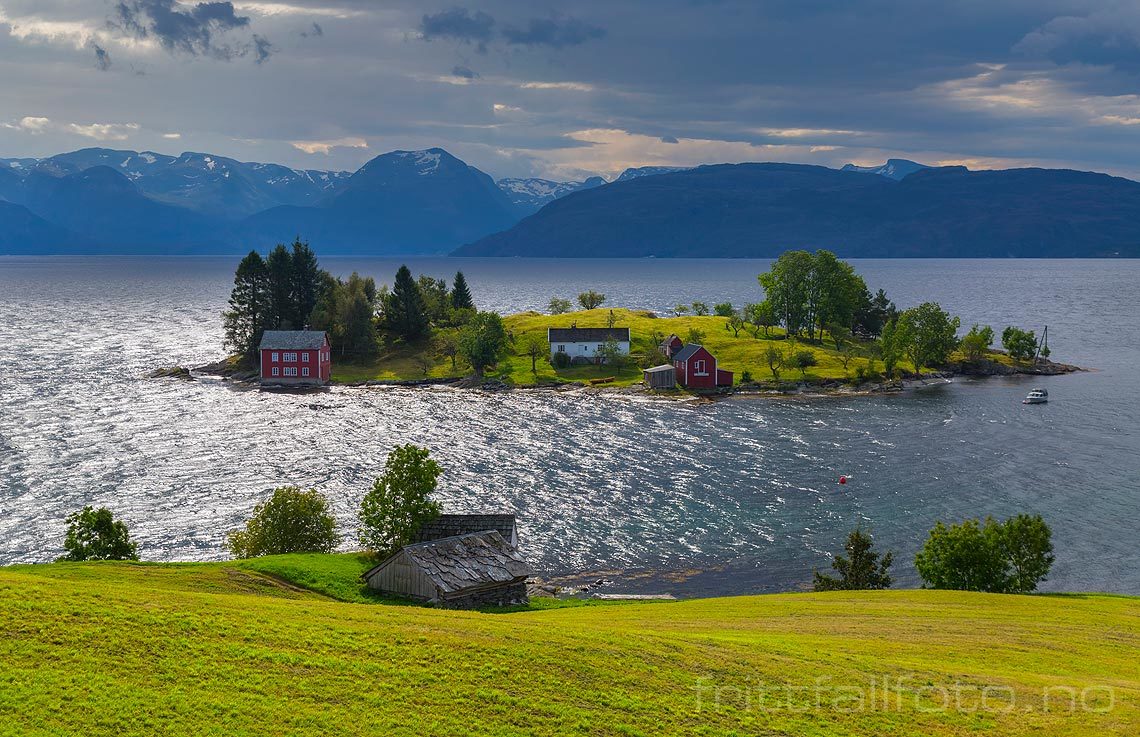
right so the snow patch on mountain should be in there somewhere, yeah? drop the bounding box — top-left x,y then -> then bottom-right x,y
615,166 -> 690,182
840,158 -> 928,181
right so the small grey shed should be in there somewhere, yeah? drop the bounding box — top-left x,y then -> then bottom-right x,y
643,364 -> 677,389
363,530 -> 531,609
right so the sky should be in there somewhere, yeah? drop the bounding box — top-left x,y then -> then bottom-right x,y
2,0 -> 1140,181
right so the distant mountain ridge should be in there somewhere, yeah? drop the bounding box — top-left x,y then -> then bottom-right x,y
840,158 -> 929,180
4,148 -> 1140,257
456,162 -> 1140,258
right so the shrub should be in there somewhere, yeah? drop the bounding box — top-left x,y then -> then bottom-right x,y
740,370 -> 753,383
552,350 -> 572,369
691,301 -> 710,316
359,445 -> 442,557
713,302 -> 735,317
813,529 -> 893,591
226,487 -> 339,559
60,506 -> 139,562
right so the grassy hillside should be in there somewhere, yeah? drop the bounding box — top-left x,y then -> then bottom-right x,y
1,559 -> 1136,736
333,307 -> 979,388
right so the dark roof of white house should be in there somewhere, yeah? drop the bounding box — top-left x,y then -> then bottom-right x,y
259,330 -> 328,350
366,531 -> 530,595
548,326 -> 630,343
414,514 -> 517,545
672,344 -> 706,362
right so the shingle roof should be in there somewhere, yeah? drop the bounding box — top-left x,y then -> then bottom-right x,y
672,344 -> 705,362
259,330 -> 328,350
548,327 -> 630,343
414,514 -> 517,546
399,531 -> 531,595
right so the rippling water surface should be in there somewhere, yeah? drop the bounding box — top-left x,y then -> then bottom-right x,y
1,257 -> 1137,595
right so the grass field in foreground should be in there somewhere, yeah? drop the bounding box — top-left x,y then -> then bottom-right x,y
1,560 -> 1137,736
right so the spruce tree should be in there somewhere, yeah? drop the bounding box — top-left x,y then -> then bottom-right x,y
222,250 -> 269,360
451,271 -> 474,310
265,243 -> 295,329
289,238 -> 322,329
386,265 -> 429,340
813,528 -> 893,591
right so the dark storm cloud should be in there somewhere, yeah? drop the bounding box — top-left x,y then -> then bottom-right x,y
111,0 -> 260,60
501,15 -> 605,48
420,7 -> 496,52
1015,8 -> 1140,71
7,0 -> 1140,180
93,45 -> 112,71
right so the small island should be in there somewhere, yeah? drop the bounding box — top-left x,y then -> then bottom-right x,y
189,241 -> 1078,395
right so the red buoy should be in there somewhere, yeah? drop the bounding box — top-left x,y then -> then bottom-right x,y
838,475 -> 848,485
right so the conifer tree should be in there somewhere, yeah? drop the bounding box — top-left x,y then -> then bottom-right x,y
223,250 -> 269,360
451,271 -> 474,310
386,265 -> 429,340
265,243 -> 295,329
289,238 -> 322,329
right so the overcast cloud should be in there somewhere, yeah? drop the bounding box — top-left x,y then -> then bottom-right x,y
1,0 -> 1139,180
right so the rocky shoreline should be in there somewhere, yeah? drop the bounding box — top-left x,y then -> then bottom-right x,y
149,354 -> 1083,399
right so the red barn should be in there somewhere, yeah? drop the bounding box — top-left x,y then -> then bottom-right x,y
259,330 -> 331,386
672,344 -> 734,389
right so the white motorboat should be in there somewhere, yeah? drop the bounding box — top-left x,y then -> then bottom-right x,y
1023,388 -> 1048,404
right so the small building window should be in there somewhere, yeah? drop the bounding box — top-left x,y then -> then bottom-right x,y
557,345 -> 565,353
283,352 -> 297,362
271,352 -> 279,362
302,367 -> 310,377
272,367 -> 280,377
302,352 -> 309,362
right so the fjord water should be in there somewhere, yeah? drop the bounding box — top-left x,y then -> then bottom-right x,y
1,257 -> 1137,596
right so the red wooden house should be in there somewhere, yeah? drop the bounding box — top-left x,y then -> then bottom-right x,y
259,330 -> 332,386
659,333 -> 684,358
671,344 -> 733,389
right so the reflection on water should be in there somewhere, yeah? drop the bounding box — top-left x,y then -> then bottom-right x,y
1,256 -> 1137,595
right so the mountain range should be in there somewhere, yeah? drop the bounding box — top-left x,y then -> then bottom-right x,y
457,162 -> 1140,258
2,147 -> 1139,257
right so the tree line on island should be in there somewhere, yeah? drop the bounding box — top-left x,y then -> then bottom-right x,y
223,240 -> 514,378
58,444 -> 1055,597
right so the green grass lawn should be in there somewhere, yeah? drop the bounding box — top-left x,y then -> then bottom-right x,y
1,559 -> 1136,735
331,308 -> 956,388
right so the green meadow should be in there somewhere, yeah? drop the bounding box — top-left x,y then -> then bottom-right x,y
332,307 -> 1002,387
1,557 -> 1136,736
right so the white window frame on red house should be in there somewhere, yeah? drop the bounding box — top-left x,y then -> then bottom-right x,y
283,367 -> 298,377
302,352 -> 309,362
271,352 -> 279,362
283,352 -> 298,362
694,359 -> 708,376
302,367 -> 310,377
272,367 -> 280,377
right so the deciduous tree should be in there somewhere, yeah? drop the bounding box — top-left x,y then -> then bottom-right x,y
459,311 -> 509,378
896,302 -> 960,374
1002,326 -> 1038,362
358,445 -> 442,556
61,506 -> 138,562
520,333 -> 549,373
577,290 -> 606,310
548,297 -> 572,315
226,487 -> 339,559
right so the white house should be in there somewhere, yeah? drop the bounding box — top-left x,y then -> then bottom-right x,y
548,325 -> 631,364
